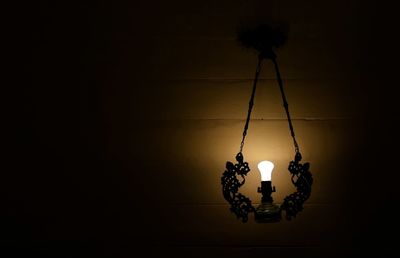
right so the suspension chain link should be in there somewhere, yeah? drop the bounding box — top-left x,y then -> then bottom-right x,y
239,56 -> 263,153
272,57 -> 300,154
239,55 -> 300,155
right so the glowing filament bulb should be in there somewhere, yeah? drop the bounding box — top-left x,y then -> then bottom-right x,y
257,161 -> 274,181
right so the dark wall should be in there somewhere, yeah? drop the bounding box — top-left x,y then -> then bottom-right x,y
6,1 -> 400,257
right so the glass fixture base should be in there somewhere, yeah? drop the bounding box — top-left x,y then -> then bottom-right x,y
255,202 -> 281,223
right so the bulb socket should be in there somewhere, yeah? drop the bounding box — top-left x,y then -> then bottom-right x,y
255,181 -> 281,222
258,181 -> 274,203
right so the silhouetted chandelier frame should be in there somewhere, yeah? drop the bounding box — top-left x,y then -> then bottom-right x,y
221,25 -> 313,222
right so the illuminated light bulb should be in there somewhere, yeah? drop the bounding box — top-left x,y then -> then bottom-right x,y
255,160 -> 281,222
257,160 -> 274,181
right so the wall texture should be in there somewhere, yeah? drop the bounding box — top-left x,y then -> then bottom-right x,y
8,0 -> 400,257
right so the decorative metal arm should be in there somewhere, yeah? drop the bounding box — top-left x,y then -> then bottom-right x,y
281,152 -> 314,220
221,152 -> 255,222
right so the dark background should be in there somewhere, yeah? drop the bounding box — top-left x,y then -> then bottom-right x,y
5,0 -> 400,257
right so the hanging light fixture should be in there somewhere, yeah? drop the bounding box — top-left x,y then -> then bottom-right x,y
221,24 -> 313,223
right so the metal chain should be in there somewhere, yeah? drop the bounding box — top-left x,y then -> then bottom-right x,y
272,57 -> 300,154
239,55 -> 300,154
239,56 -> 263,153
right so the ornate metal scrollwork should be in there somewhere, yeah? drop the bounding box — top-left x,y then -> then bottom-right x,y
281,152 -> 313,220
221,152 -> 313,222
221,152 -> 255,222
